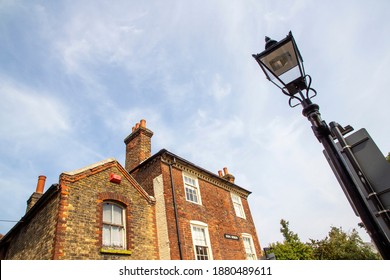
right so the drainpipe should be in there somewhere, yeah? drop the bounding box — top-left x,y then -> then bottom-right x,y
168,157 -> 183,260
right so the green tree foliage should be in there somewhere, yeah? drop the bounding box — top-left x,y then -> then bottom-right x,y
268,220 -> 381,260
269,219 -> 314,260
386,152 -> 390,163
310,227 -> 381,260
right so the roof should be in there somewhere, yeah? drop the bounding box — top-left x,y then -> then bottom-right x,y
60,158 -> 155,204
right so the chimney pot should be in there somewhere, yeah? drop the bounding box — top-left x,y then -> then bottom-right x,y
218,170 -> 223,177
140,119 -> 146,128
36,175 -> 46,194
135,123 -> 140,129
223,167 -> 229,176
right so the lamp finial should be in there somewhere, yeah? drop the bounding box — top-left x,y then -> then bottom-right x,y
265,36 -> 277,49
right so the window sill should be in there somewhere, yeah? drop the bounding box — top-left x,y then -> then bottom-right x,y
100,248 -> 132,255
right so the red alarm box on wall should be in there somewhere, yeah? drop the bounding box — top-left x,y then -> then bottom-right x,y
109,173 -> 122,184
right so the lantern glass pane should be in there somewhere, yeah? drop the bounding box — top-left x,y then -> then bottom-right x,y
261,63 -> 287,90
278,65 -> 302,86
260,40 -> 299,79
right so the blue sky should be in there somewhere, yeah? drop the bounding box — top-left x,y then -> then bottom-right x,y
1,0 -> 389,247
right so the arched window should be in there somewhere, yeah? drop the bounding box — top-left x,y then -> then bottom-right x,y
102,202 -> 126,249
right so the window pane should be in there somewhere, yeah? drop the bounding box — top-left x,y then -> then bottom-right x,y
196,245 -> 209,260
102,225 -> 111,246
193,226 -> 207,246
113,205 -> 123,225
184,176 -> 195,186
111,226 -> 122,247
243,237 -> 251,250
232,194 -> 245,218
103,204 -> 112,223
234,203 -> 244,217
243,236 -> 256,260
186,186 -> 198,203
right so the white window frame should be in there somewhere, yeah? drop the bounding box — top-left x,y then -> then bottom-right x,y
190,221 -> 213,260
102,202 -> 126,249
183,173 -> 202,205
231,193 -> 246,219
242,233 -> 257,260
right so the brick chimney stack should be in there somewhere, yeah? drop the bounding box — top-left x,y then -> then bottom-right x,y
219,167 -> 235,183
124,119 -> 154,172
26,175 -> 46,212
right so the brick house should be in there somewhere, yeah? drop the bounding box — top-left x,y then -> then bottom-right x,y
0,120 -> 262,260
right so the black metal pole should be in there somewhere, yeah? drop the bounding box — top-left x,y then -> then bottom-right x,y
301,98 -> 390,259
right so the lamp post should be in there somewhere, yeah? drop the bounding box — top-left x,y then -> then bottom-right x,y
252,31 -> 390,259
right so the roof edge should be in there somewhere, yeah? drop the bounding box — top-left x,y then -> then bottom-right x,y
130,149 -> 252,196
63,158 -> 116,176
61,158 -> 155,205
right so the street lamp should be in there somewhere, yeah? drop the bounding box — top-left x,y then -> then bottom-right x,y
252,31 -> 390,259
253,31 -> 307,96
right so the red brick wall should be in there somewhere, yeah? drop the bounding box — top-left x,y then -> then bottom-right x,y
130,157 -> 162,196
163,163 -> 262,260
124,127 -> 153,172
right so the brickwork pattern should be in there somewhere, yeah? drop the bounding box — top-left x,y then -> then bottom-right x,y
55,162 -> 158,260
131,157 -> 162,196
132,157 -> 262,260
153,174 -> 171,259
169,164 -> 261,260
5,192 -> 60,259
124,127 -> 153,172
26,192 -> 43,212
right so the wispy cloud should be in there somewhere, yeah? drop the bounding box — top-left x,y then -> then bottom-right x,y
0,77 -> 70,144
